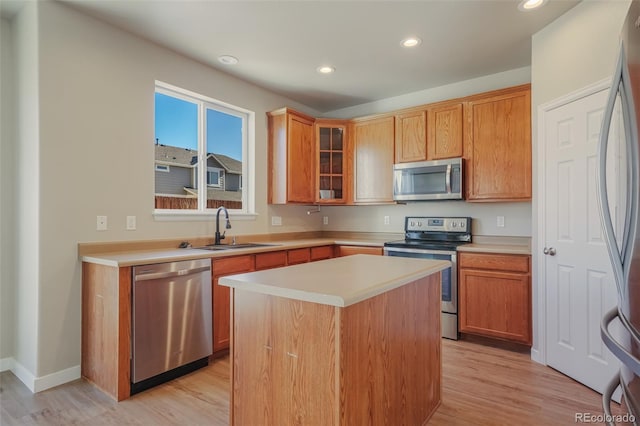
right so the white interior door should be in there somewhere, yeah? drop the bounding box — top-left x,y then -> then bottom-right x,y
543,87 -> 624,396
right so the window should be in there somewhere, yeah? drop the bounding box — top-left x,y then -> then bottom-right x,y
154,82 -> 254,215
207,167 -> 222,187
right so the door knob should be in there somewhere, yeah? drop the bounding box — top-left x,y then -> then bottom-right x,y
543,247 -> 556,256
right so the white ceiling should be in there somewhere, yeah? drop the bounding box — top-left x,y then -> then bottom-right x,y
7,0 -> 580,112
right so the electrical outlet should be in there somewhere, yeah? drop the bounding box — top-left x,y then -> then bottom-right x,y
384,216 -> 390,225
96,215 -> 107,231
126,216 -> 136,230
271,216 -> 282,226
497,216 -> 505,228
323,216 -> 329,225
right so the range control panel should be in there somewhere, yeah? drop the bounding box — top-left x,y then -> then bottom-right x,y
405,217 -> 470,233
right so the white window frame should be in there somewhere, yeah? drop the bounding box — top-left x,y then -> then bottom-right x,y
207,167 -> 223,188
153,81 -> 256,220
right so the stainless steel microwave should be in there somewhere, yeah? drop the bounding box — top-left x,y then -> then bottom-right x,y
393,158 -> 463,201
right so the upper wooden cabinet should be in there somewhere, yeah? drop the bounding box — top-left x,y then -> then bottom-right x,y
464,85 -> 532,201
315,120 -> 349,204
427,102 -> 463,160
268,108 -> 316,204
395,110 -> 427,163
268,85 -> 530,204
395,102 -> 463,164
352,116 -> 395,204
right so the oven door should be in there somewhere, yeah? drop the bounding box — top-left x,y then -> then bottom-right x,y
383,247 -> 457,315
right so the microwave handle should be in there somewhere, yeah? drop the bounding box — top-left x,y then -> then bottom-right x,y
445,164 -> 452,194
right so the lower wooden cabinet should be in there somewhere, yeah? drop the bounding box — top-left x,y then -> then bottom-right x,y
287,247 -> 311,265
310,245 -> 334,261
334,245 -> 383,257
255,250 -> 288,270
212,255 -> 255,354
458,252 -> 531,345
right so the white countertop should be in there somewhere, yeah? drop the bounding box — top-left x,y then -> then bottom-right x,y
80,237 -> 388,267
219,254 -> 450,307
79,235 -> 530,267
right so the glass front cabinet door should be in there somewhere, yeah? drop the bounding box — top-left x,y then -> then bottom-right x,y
316,121 -> 348,204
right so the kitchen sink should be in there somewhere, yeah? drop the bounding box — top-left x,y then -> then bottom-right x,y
195,243 -> 280,251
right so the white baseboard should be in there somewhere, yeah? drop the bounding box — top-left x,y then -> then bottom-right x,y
33,364 -> 80,392
0,357 -> 14,372
11,360 -> 36,392
3,359 -> 80,393
530,348 -> 544,365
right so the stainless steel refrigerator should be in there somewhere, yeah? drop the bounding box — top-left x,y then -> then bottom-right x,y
599,0 -> 640,424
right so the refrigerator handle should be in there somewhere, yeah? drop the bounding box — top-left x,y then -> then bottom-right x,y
618,44 -> 640,286
602,371 -> 621,426
597,45 -> 626,298
601,306 -> 640,377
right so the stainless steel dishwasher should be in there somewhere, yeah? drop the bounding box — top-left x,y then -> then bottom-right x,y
131,258 -> 212,393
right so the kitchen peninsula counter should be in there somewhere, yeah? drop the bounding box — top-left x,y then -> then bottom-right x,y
220,254 -> 448,425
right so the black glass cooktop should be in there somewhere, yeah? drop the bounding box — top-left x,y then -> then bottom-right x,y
384,239 -> 470,251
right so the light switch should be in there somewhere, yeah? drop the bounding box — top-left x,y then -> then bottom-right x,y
497,216 -> 505,228
126,216 -> 136,230
271,216 -> 282,226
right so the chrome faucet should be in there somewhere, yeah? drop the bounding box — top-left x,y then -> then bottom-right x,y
214,206 -> 232,245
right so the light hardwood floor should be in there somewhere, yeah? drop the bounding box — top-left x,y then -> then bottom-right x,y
1,337 -> 622,425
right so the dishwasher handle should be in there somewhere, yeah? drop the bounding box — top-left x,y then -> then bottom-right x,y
134,265 -> 210,281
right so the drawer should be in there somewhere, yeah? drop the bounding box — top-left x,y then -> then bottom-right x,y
255,251 -> 287,270
213,255 -> 254,276
310,245 -> 333,261
335,245 -> 383,257
458,252 -> 529,273
287,248 -> 310,265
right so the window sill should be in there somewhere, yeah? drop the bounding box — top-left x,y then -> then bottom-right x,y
153,210 -> 258,221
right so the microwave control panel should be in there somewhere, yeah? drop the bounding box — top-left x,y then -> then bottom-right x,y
405,217 -> 470,233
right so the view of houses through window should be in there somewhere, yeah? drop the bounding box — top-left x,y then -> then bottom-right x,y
154,84 -> 247,212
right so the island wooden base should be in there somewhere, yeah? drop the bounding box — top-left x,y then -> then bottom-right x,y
230,272 -> 442,425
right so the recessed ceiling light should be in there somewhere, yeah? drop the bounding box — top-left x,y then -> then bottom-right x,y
518,0 -> 547,11
218,55 -> 239,65
317,66 -> 335,74
401,37 -> 422,48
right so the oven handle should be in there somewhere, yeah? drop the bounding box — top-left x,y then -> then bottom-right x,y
384,247 -> 457,256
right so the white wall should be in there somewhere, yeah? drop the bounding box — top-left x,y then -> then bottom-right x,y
0,16 -> 16,366
10,1 -> 40,383
10,0 -> 326,383
325,66 -> 531,119
530,0 -> 631,361
320,202 -> 531,237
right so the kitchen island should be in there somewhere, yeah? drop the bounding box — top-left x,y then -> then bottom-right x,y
219,254 -> 449,426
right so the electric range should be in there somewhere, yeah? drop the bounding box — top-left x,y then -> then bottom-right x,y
384,216 -> 472,340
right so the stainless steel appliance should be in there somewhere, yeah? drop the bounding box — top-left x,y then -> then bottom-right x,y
393,158 -> 463,201
599,1 -> 640,423
384,216 -> 471,340
131,258 -> 213,394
